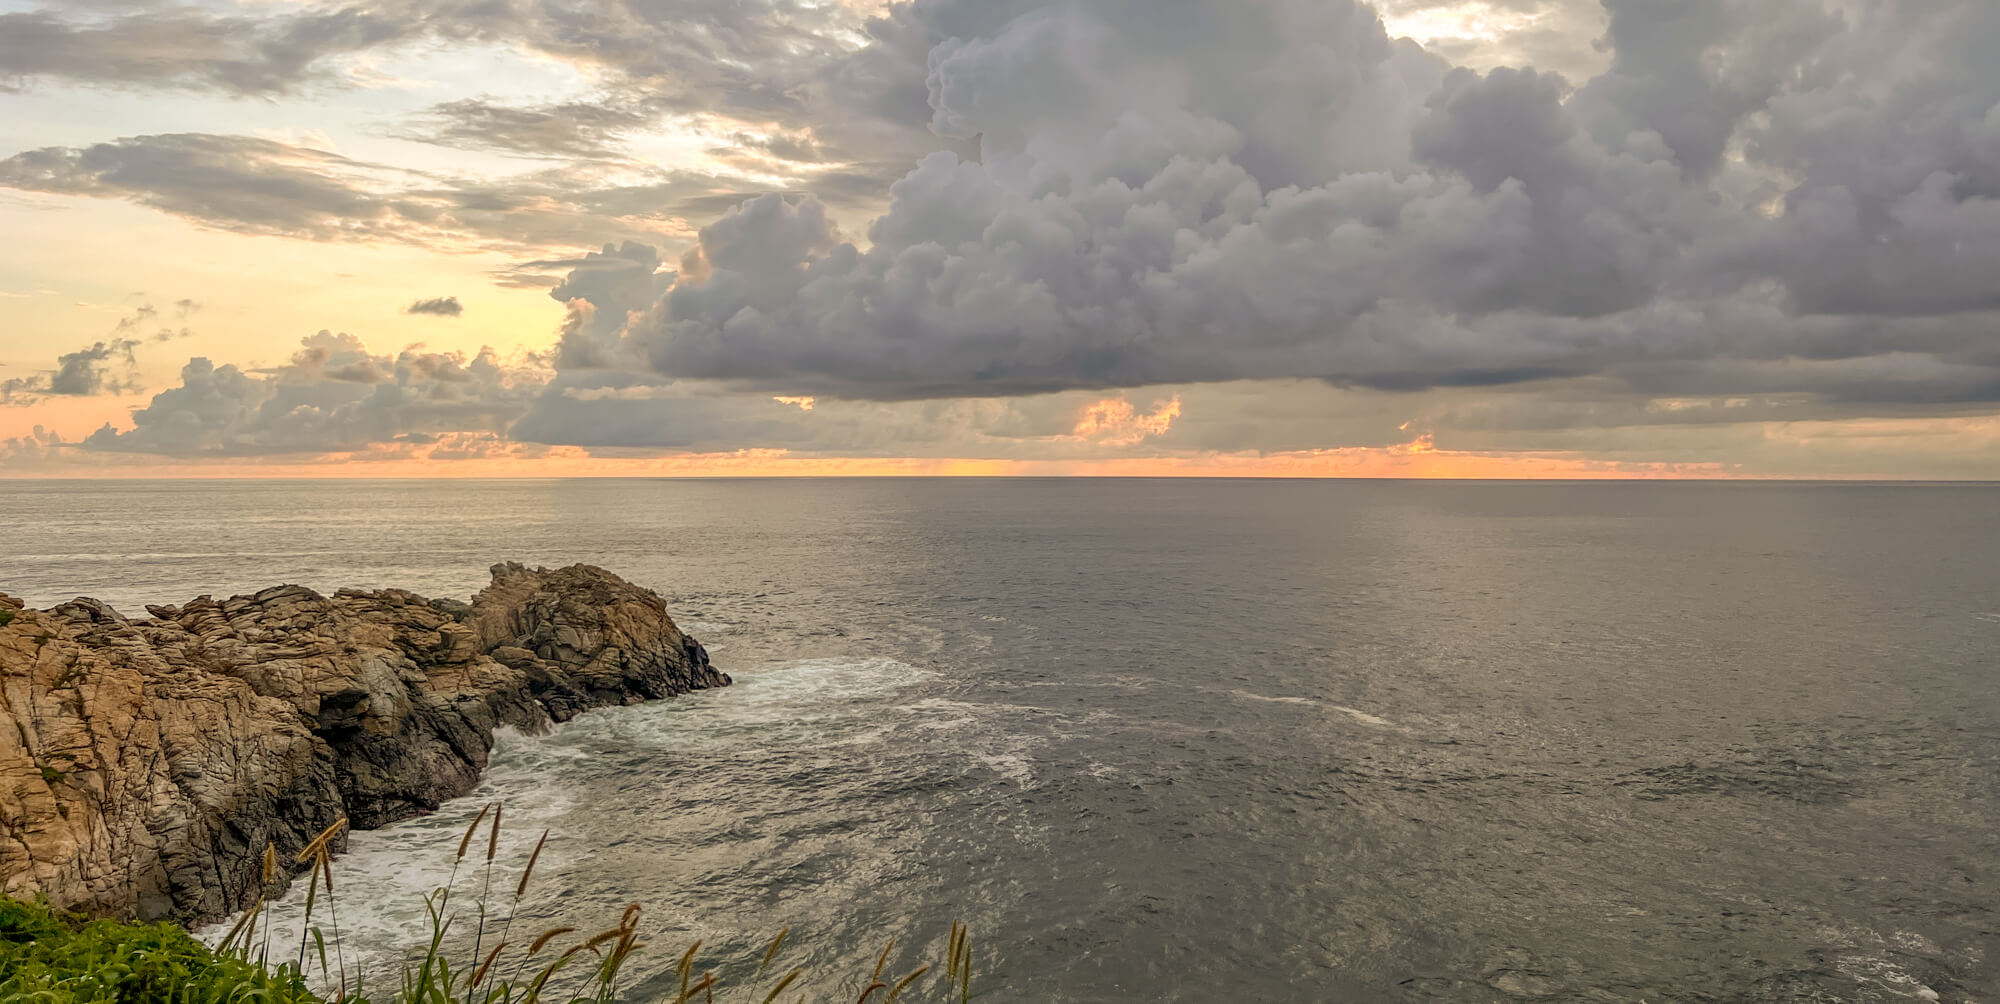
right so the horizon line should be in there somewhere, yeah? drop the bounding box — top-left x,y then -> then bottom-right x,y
3,473 -> 1995,484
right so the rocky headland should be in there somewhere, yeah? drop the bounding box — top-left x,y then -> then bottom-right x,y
0,563 -> 727,926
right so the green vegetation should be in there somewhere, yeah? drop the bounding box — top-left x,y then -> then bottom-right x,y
0,805 -> 978,1004
0,609 -> 15,628
0,896 -> 318,1003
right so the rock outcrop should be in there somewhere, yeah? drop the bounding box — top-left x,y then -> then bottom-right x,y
0,563 -> 726,926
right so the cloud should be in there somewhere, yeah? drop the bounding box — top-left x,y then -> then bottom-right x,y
1374,0 -> 1610,80
405,296 -> 464,317
146,299 -> 200,341
0,0 -> 870,98
0,0 -> 940,177
538,241 -> 679,369
505,369 -> 1078,453
0,5 -> 416,95
1072,395 -> 1182,445
1,338 -> 139,401
0,132 -> 790,254
0,0 -> 970,248
403,99 -> 653,161
47,339 -> 139,396
571,0 -> 2000,417
1,134 -> 422,238
0,301 -> 192,402
83,331 -> 547,456
0,425 -> 72,471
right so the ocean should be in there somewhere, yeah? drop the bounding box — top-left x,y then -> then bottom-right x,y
2,478 -> 1995,1001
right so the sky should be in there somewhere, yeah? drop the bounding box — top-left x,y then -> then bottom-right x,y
1,0 -> 1997,478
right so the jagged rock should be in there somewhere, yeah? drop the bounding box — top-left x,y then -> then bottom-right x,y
0,564 -> 726,926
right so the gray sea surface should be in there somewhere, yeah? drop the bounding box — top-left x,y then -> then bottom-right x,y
1,478 -> 1995,1001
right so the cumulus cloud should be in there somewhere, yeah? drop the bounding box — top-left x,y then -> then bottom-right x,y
405,296 -> 464,317
577,0 -> 1999,415
542,241 -> 679,369
0,425 -> 73,471
83,331 -> 547,456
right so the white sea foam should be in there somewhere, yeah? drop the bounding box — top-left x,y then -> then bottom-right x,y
202,654 -> 942,988
1226,689 -> 1395,727
905,697 -> 1063,788
1229,689 -> 1317,706
197,797 -> 563,994
975,752 -> 1037,787
1330,705 -> 1394,727
1833,953 -> 1944,1001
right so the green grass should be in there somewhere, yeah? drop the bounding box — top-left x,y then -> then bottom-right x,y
0,609 -> 16,627
1,805 -> 978,1004
0,896 -> 319,1003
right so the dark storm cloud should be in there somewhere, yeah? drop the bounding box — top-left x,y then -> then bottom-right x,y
405,296 -> 464,317
595,0 -> 2000,412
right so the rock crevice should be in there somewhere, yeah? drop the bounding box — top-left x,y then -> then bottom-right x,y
0,563 -> 727,925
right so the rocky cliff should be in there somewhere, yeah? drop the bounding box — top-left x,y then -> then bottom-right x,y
0,563 -> 727,926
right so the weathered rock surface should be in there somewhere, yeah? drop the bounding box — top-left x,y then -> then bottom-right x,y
0,563 -> 726,926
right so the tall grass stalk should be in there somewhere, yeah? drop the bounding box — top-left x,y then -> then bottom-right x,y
188,803 -> 983,1003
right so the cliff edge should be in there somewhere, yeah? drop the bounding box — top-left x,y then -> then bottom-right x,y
0,562 -> 726,926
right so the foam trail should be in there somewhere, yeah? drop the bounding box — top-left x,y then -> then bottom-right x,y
1227,689 -> 1395,727
1330,706 -> 1394,727
1229,689 -> 1318,706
